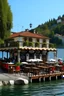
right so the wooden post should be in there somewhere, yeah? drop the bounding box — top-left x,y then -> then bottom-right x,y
43,77 -> 45,82
40,54 -> 42,60
18,50 -> 20,62
26,53 -> 29,61
7,51 -> 8,59
49,76 -> 51,81
54,50 -> 57,61
2,51 -> 3,59
56,76 -> 58,80
39,77 -> 41,82
34,53 -> 36,59
30,78 -> 32,83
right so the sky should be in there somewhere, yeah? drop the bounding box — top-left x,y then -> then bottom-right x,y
8,0 -> 64,32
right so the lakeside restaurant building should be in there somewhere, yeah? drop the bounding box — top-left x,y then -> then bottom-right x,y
0,31 -> 57,63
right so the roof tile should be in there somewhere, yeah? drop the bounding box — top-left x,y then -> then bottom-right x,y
9,31 -> 48,39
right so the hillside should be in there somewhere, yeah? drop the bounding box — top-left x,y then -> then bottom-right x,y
31,15 -> 64,48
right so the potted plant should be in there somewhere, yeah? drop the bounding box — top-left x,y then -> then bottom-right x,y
35,42 -> 39,47
25,40 -> 29,46
29,42 -> 33,47
15,62 -> 21,72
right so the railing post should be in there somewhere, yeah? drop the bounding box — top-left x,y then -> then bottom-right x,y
49,76 -> 51,81
30,78 -> 32,83
39,77 -> 41,82
56,76 -> 58,80
43,77 -> 45,82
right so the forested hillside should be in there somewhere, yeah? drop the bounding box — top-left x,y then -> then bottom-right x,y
31,15 -> 64,48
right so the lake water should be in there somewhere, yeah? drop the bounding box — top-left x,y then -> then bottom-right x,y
48,48 -> 64,60
0,48 -> 64,96
1,80 -> 64,96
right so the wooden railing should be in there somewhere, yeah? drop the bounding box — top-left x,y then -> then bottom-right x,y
0,41 -> 19,48
0,41 -> 51,48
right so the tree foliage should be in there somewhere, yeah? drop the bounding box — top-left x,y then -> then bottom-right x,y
31,14 -> 64,47
0,0 -> 12,40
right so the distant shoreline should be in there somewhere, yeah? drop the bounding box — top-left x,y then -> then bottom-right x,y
57,47 -> 64,49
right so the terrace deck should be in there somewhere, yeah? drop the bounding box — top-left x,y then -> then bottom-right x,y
29,72 -> 64,82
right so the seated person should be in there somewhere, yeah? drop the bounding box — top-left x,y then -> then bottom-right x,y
58,59 -> 63,65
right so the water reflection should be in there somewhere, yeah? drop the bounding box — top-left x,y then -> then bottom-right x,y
0,80 -> 64,96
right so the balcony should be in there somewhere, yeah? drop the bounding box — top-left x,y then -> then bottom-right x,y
9,41 -> 19,47
42,43 -> 47,47
23,41 -> 33,47
23,41 -> 49,48
0,41 -> 19,48
0,41 -> 50,49
35,42 -> 39,47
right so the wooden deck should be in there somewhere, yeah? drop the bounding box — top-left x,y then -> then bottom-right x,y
29,72 -> 64,82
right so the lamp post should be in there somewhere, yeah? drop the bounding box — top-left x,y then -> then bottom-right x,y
29,23 -> 32,29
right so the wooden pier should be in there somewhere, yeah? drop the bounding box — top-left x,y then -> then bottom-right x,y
29,72 -> 64,83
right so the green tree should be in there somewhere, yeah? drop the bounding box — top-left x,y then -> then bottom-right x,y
49,31 -> 54,38
0,0 -> 12,40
